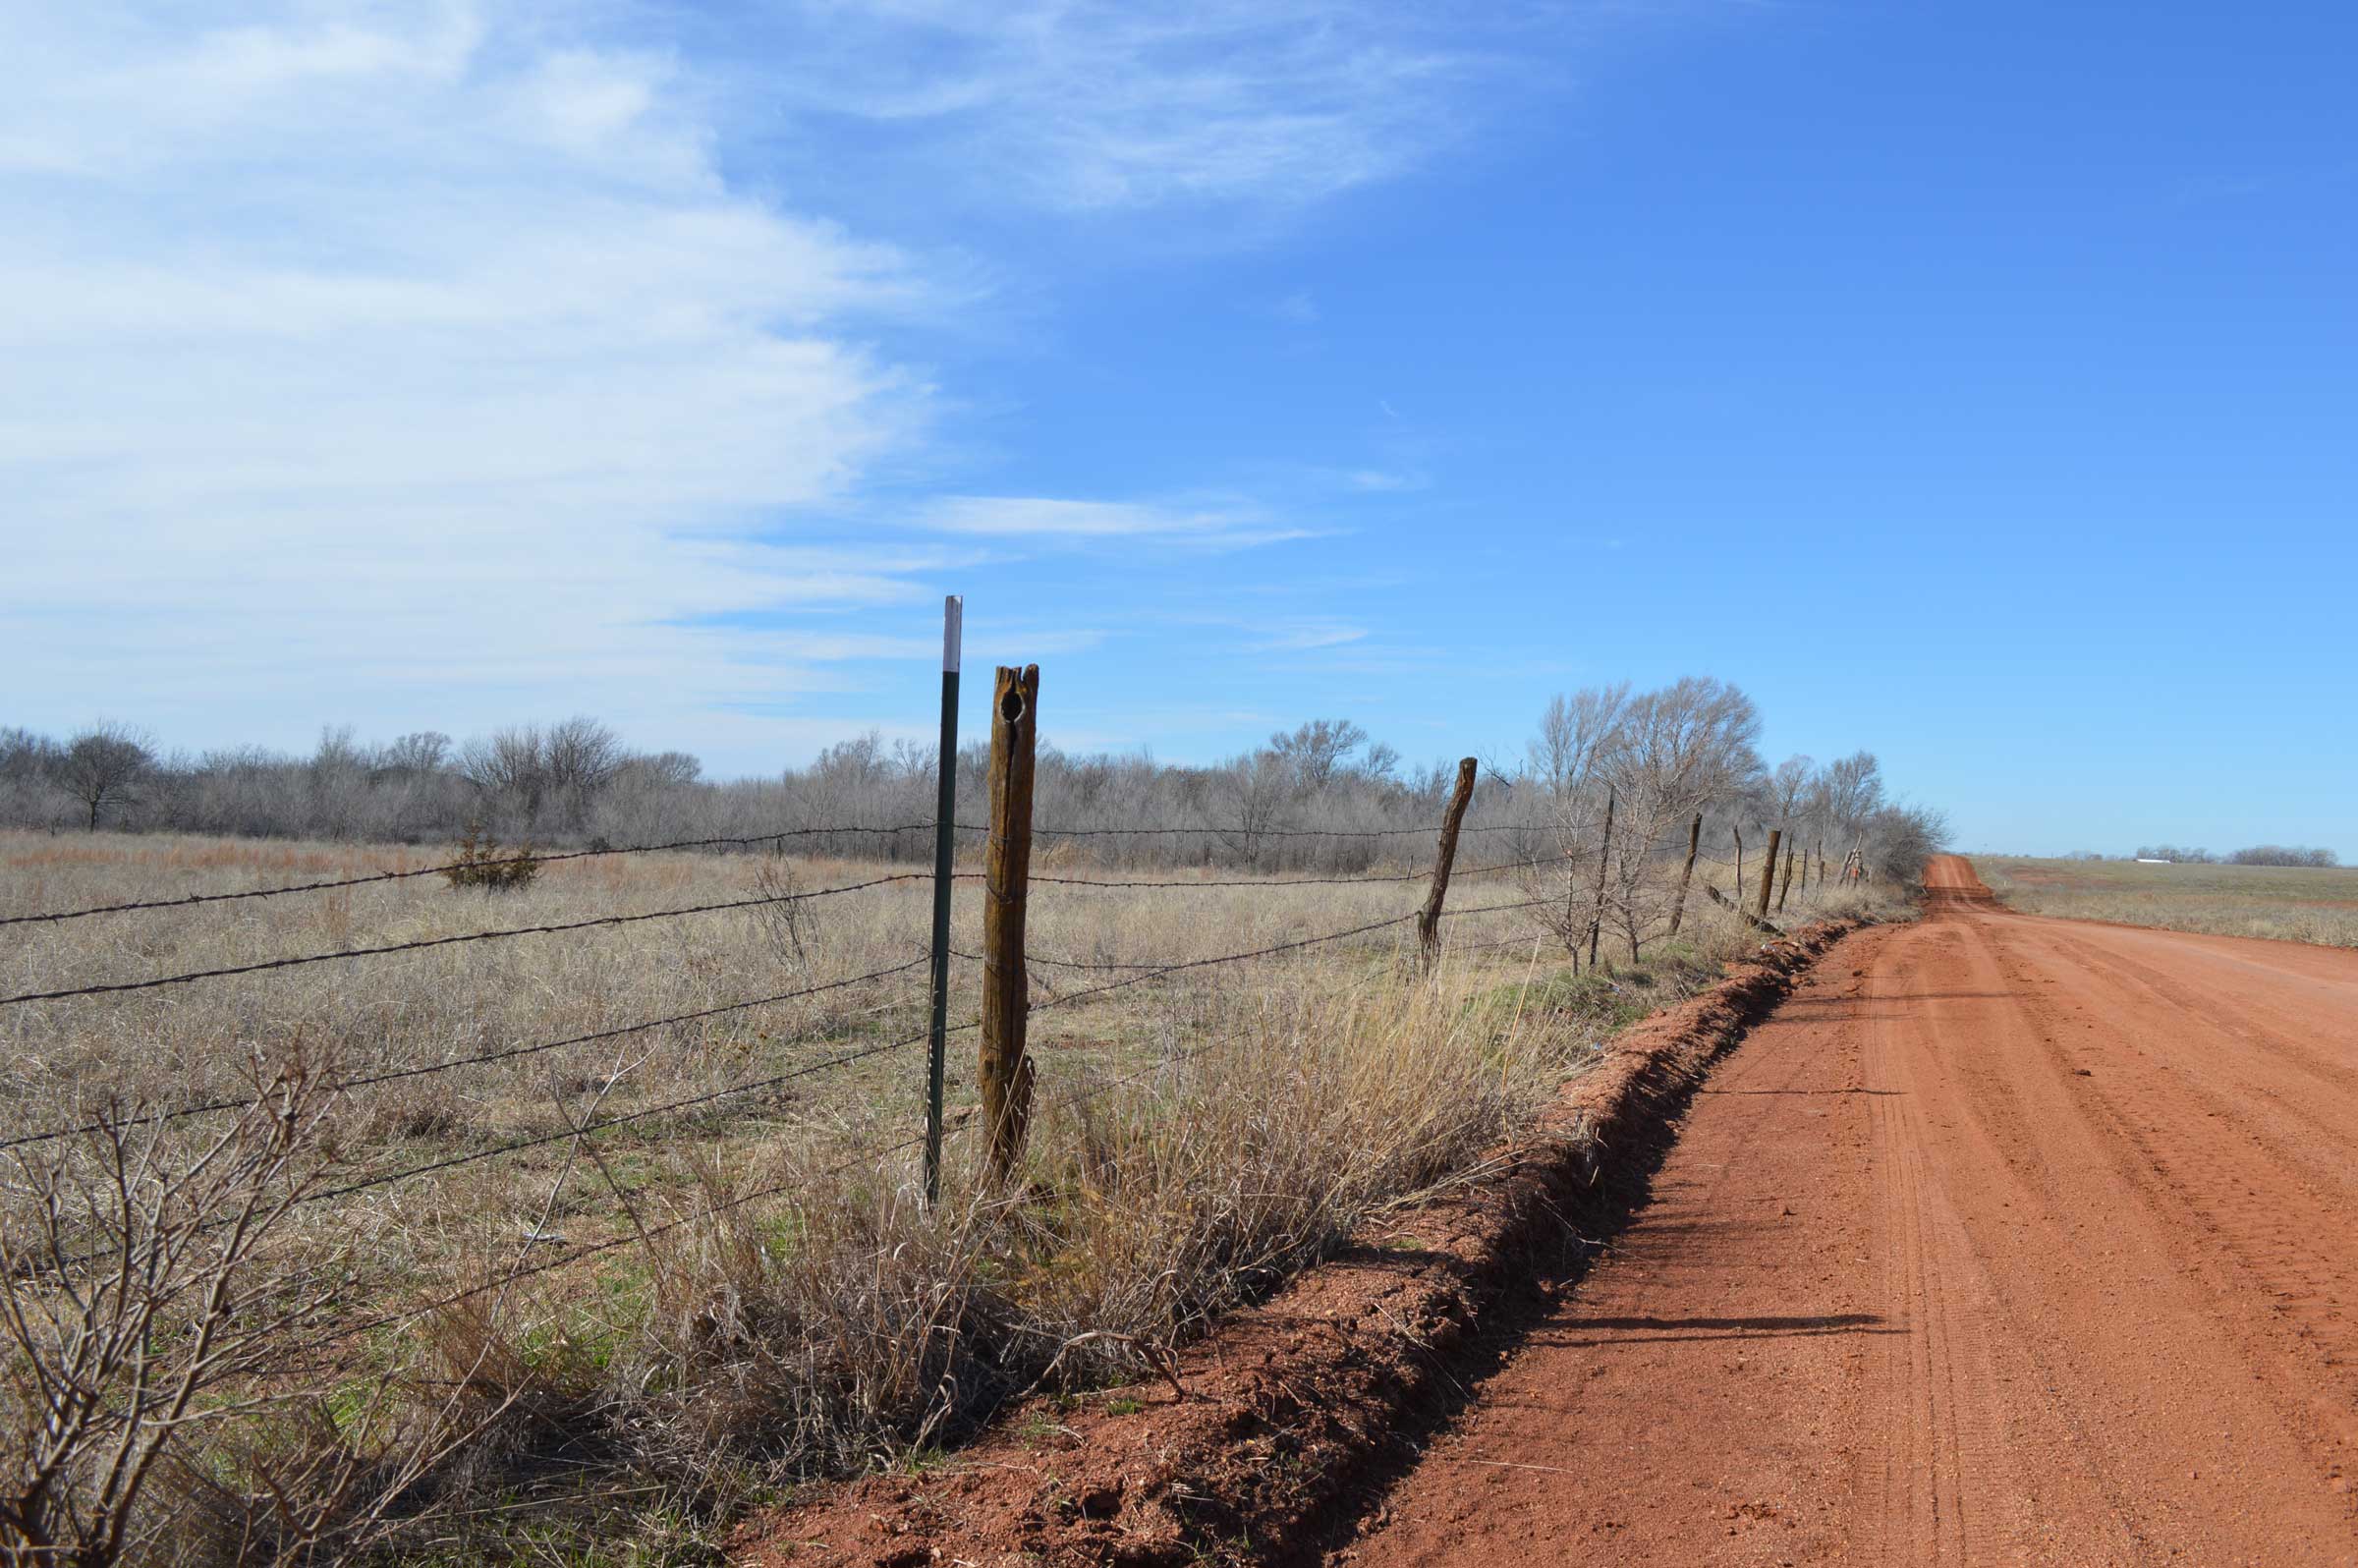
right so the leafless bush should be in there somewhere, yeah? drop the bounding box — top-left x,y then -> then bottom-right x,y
0,1056 -> 355,1564
749,851 -> 817,977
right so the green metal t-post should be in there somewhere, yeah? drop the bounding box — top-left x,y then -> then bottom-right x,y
925,595 -> 962,1205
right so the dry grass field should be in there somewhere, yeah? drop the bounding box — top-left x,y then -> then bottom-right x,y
1971,856 -> 2358,948
0,829 -> 1907,1563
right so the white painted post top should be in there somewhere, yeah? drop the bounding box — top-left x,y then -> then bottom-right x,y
942,594 -> 963,674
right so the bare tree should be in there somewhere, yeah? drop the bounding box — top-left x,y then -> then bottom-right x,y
1768,755 -> 1816,823
1527,685 -> 1628,798
456,725 -> 548,824
57,723 -> 154,831
543,715 -> 624,798
376,731 -> 451,776
543,716 -> 627,832
1215,750 -> 1293,863
1518,685 -> 1627,958
1600,679 -> 1764,959
1818,751 -> 1885,838
1267,719 -> 1370,791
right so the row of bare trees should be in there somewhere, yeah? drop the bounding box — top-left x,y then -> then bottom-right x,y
2129,844 -> 2341,868
0,716 -> 1462,869
0,701 -> 1945,894
0,720 -> 701,844
1505,678 -> 1947,964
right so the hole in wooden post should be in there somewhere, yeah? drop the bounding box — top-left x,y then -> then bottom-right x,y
1000,686 -> 1026,722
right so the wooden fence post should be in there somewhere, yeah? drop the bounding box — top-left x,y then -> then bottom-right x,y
1756,828 -> 1782,920
1667,812 -> 1702,937
1588,786 -> 1615,968
1732,825 -> 1744,924
980,664 -> 1039,1183
1706,883 -> 1783,934
1776,844 -> 1797,913
1418,758 -> 1478,959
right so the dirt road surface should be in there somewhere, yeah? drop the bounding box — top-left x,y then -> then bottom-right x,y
1334,857 -> 2358,1566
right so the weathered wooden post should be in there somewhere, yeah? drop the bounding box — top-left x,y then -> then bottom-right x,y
1417,757 -> 1478,959
1732,824 -> 1745,921
1667,812 -> 1702,937
1756,827 -> 1782,920
1588,786 -> 1615,968
1776,844 -> 1797,913
980,664 -> 1039,1183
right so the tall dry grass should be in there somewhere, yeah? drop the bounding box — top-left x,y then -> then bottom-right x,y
0,829 -> 1908,1562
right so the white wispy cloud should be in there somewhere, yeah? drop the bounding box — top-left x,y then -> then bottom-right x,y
735,1 -> 1490,212
911,495 -> 1312,547
1253,619 -> 1370,652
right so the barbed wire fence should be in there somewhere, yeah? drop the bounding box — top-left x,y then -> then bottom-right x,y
0,636 -> 1862,1551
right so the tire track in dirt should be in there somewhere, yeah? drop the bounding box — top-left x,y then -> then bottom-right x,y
1331,857 -> 2358,1566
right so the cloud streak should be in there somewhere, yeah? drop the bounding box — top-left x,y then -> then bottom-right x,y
910,495 -> 1314,548
723,0 -> 1490,213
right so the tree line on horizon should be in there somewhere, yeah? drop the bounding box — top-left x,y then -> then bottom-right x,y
2092,844 -> 2343,868
0,685 -> 1944,889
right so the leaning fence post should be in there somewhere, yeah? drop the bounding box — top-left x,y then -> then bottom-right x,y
1776,843 -> 1797,914
924,596 -> 962,1205
980,664 -> 1039,1183
1756,827 -> 1782,920
1417,757 -> 1478,959
1588,786 -> 1615,968
1667,812 -> 1702,937
1732,825 -> 1744,920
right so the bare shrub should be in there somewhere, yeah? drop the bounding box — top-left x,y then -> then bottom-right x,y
0,1058 -> 352,1563
749,851 -> 817,978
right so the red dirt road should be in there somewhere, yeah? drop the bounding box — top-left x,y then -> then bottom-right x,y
1334,857 -> 2358,1566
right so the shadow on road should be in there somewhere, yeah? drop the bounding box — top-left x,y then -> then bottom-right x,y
1542,1312 -> 1900,1348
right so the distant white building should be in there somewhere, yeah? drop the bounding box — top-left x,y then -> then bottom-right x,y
2135,858 -> 2171,865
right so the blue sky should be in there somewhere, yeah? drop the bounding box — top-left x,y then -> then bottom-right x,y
5,1 -> 2353,858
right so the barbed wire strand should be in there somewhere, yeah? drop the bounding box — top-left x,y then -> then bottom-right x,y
1020,895 -> 1558,1012
996,820 -> 1544,841
1010,852 -> 1571,892
0,955 -> 932,1151
312,1130 -> 938,1350
298,1024 -> 962,1210
0,873 -> 926,1009
34,1023 -> 966,1277
1,823 -> 939,928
